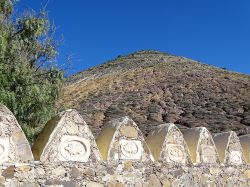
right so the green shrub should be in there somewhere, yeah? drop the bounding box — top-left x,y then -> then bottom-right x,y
0,0 -> 64,144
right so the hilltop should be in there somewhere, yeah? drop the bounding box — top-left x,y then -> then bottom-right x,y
57,50 -> 250,137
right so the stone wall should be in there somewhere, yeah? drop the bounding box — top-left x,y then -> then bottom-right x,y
0,104 -> 250,187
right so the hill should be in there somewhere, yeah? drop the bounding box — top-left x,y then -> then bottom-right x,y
57,50 -> 250,137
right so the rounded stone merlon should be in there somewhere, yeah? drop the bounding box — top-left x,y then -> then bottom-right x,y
0,104 -> 34,163
32,109 -> 101,163
183,127 -> 219,164
146,123 -> 191,165
213,131 -> 244,165
239,134 -> 250,163
96,116 -> 154,162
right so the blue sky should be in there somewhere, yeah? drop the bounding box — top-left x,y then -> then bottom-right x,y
16,0 -> 250,75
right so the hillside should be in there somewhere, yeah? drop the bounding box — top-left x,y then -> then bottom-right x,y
57,50 -> 250,137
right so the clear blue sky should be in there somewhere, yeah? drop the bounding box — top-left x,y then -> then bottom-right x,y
16,0 -> 250,75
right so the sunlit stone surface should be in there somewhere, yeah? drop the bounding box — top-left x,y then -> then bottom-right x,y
96,116 -> 153,162
214,131 -> 244,165
183,127 -> 219,164
146,123 -> 191,165
0,104 -> 33,163
32,109 -> 101,163
0,138 -> 9,163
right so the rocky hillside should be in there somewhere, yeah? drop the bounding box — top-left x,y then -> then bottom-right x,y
57,50 -> 250,137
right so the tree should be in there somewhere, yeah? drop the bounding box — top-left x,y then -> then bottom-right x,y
0,0 -> 64,144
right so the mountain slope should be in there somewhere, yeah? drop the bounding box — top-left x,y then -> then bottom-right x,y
57,50 -> 250,137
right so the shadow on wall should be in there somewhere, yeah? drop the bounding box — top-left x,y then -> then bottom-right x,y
0,103 -> 250,186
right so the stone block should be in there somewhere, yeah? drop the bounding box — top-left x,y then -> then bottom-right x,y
45,180 -> 78,187
51,166 -> 66,177
0,138 -> 9,163
162,178 -> 171,187
0,176 -> 5,184
86,182 -> 104,187
147,174 -> 161,187
69,166 -> 81,178
244,170 -> 250,179
2,166 -> 15,178
19,182 -> 40,187
107,182 -> 124,187
120,126 -> 138,138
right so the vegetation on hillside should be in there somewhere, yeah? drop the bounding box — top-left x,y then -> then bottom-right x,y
0,0 -> 64,144
59,51 -> 250,137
